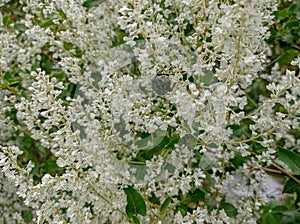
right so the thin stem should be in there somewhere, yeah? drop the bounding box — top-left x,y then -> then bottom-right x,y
271,163 -> 300,185
127,160 -> 146,165
247,163 -> 283,175
247,162 -> 300,185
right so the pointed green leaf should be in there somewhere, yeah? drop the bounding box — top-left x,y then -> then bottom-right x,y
278,147 -> 300,175
274,8 -> 289,21
57,9 -> 67,19
132,216 -> 140,224
288,2 -> 300,15
160,197 -> 172,212
148,192 -> 160,205
124,186 -> 146,218
176,203 -> 188,216
40,19 -> 55,28
82,0 -> 105,8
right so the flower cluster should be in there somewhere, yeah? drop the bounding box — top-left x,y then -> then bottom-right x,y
0,0 -> 299,223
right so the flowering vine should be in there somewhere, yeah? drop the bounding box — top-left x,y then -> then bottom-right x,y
0,0 -> 300,223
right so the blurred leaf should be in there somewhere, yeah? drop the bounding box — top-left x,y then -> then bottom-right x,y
40,19 -> 55,28
134,129 -> 179,162
40,54 -> 53,74
58,82 -> 77,101
278,49 -> 298,65
63,42 -> 73,50
176,203 -> 188,216
57,9 -> 67,19
132,216 -> 140,224
289,129 -> 300,139
124,186 -> 146,218
273,103 -> 288,114
148,192 -> 160,205
43,160 -> 64,175
283,176 -> 300,206
261,211 -> 280,224
14,23 -> 26,32
160,197 -> 172,213
75,46 -> 83,58
3,15 -> 12,27
282,33 -> 297,45
283,176 -> 300,194
189,188 -> 205,202
278,147 -> 300,175
273,206 -> 300,223
23,210 -> 34,223
200,71 -> 216,85
251,142 -> 268,154
228,118 -> 255,140
288,2 -> 300,15
261,204 -> 300,224
231,153 -> 245,168
3,71 -> 22,86
284,20 -> 299,29
274,8 -> 289,21
14,23 -> 26,38
219,202 -> 237,218
200,153 -> 213,170
82,0 -> 105,8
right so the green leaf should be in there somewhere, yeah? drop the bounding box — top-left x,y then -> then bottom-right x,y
190,189 -> 205,202
148,192 -> 160,205
278,49 -> 299,65
23,210 -> 34,223
124,186 -> 146,218
272,206 -> 300,223
176,203 -> 188,216
274,8 -> 289,21
160,197 -> 172,212
278,146 -> 300,175
14,23 -> 26,32
3,71 -> 22,86
288,2 -> 300,15
283,176 -> 300,206
134,131 -> 171,162
40,54 -> 54,74
57,9 -> 67,19
219,202 -> 238,218
200,153 -> 213,170
231,153 -> 245,168
132,216 -> 140,224
82,0 -> 105,8
261,212 -> 279,224
63,42 -> 73,50
40,19 -> 55,28
43,160 -> 64,175
200,71 -> 216,85
3,15 -> 12,27
283,176 -> 300,194
284,20 -> 300,29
